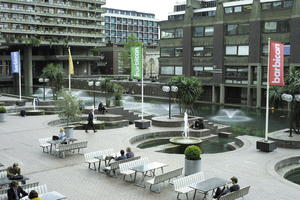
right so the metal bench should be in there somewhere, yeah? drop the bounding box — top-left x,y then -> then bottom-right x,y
119,157 -> 148,181
55,141 -> 88,158
146,168 -> 183,193
173,172 -> 205,199
24,184 -> 48,195
105,156 -> 141,177
0,182 -> 39,195
219,186 -> 250,200
84,149 -> 114,170
38,137 -> 52,153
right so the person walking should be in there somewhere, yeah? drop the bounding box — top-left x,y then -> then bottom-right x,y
85,109 -> 96,133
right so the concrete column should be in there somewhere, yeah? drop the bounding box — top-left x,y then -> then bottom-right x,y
290,0 -> 300,65
256,64 -> 262,108
220,84 -> 225,104
24,46 -> 33,95
212,86 -> 216,104
1,60 -> 6,75
247,65 -> 252,107
182,5 -> 193,76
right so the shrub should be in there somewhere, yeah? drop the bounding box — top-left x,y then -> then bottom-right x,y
184,145 -> 201,160
0,106 -> 6,113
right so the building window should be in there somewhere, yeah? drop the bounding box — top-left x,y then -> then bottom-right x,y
193,66 -> 214,77
175,28 -> 183,37
193,46 -> 213,57
161,48 -> 174,57
160,66 -> 183,75
262,0 -> 293,10
193,11 -> 216,17
262,44 -> 291,56
225,66 -> 249,84
263,21 -> 290,33
224,4 -> 252,14
225,45 -> 249,56
161,28 -> 183,39
226,23 -> 249,35
193,26 -> 214,37
175,48 -> 183,57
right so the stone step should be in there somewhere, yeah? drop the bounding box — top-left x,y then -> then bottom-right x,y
219,132 -> 233,138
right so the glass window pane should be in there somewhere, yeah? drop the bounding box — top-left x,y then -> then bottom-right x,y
193,27 -> 204,37
175,66 -> 183,75
234,6 -> 242,13
284,1 -> 294,8
205,26 -> 214,36
238,46 -> 249,56
227,24 -> 238,35
284,44 -> 291,55
175,29 -> 183,37
175,48 -> 183,57
225,7 -> 233,14
161,66 -> 174,75
273,2 -> 282,8
264,22 -> 277,33
262,3 -> 271,10
161,29 -> 175,38
226,46 -> 237,55
161,48 -> 174,57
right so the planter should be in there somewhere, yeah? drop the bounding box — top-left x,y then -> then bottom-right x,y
256,140 -> 277,152
135,119 -> 151,129
185,159 -> 201,176
0,113 -> 5,122
64,127 -> 74,138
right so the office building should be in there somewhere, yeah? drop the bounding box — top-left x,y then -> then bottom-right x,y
159,0 -> 299,107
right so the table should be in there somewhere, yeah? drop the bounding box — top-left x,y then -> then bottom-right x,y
130,162 -> 168,188
189,177 -> 229,200
94,153 -> 117,172
48,138 -> 77,154
21,191 -> 66,200
0,176 -> 29,187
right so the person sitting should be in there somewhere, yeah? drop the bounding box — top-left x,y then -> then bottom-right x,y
115,150 -> 127,161
58,128 -> 67,144
7,163 -> 23,180
194,119 -> 204,129
125,147 -> 134,158
98,102 -> 107,114
28,190 -> 42,200
7,181 -> 28,200
213,176 -> 240,199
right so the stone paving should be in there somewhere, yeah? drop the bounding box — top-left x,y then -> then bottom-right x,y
0,99 -> 300,199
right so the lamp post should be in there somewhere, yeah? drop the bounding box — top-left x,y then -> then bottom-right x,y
38,77 -> 49,101
88,80 -> 101,109
162,85 -> 178,119
281,93 -> 300,137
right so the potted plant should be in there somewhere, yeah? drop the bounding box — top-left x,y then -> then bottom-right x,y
56,90 -> 82,138
0,106 -> 6,122
184,145 -> 202,176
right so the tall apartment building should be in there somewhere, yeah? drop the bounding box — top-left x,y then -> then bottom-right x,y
159,0 -> 299,108
103,8 -> 159,46
0,0 -> 105,94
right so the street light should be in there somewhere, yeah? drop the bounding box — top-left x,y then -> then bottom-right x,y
281,93 -> 300,137
88,80 -> 101,108
162,85 -> 178,119
38,77 -> 49,101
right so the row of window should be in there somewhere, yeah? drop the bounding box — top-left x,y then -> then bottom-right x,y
161,21 -> 290,39
106,31 -> 158,39
160,66 -> 183,75
261,0 -> 293,10
104,23 -> 159,33
106,9 -> 155,19
104,16 -> 158,27
224,4 -> 252,14
161,47 -> 183,57
106,37 -> 158,44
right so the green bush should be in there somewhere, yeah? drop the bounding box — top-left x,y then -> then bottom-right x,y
0,106 -> 6,113
184,145 -> 201,160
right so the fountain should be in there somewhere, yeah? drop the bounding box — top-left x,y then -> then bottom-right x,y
169,112 -> 202,146
211,109 -> 252,123
26,98 -> 45,116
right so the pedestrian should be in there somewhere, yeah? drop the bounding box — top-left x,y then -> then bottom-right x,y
85,109 -> 96,133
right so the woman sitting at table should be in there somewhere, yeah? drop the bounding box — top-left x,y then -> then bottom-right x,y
28,190 -> 42,200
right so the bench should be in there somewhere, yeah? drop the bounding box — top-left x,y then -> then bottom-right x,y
105,156 -> 141,177
119,157 -> 149,181
173,172 -> 205,199
55,141 -> 88,158
219,186 -> 250,200
84,148 -> 114,171
0,184 -> 45,200
0,182 -> 39,195
146,168 -> 183,193
38,137 -> 52,153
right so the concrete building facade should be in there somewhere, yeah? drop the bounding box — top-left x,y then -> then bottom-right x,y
0,0 -> 106,94
159,0 -> 300,107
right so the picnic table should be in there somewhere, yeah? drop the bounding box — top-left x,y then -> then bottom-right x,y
130,162 -> 168,188
47,138 -> 77,154
0,176 -> 29,187
94,153 -> 118,172
189,177 -> 229,200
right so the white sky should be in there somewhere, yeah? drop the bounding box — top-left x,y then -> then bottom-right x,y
104,0 -> 181,21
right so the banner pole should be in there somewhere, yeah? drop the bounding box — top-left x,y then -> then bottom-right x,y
265,38 -> 271,142
69,74 -> 71,92
141,47 -> 144,121
19,50 -> 21,101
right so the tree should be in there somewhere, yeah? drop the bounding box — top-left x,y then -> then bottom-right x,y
42,63 -> 65,100
100,78 -> 115,107
56,90 -> 82,127
121,34 -> 142,74
168,76 -> 203,115
113,83 -> 124,106
270,67 -> 300,135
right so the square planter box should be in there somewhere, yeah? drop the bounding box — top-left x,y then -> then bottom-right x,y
135,119 -> 151,129
256,140 -> 277,152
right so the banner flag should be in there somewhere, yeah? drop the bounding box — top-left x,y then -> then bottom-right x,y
68,47 -> 74,75
130,46 -> 142,79
269,41 -> 285,86
11,51 -> 20,74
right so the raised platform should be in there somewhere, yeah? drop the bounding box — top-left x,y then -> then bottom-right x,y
269,129 -> 300,149
151,116 -> 202,127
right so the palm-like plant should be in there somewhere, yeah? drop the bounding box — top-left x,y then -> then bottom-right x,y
42,63 -> 65,100
270,67 -> 300,135
100,78 -> 115,107
169,76 -> 203,115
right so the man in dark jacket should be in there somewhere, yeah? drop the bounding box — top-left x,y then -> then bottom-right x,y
213,176 -> 240,199
85,110 -> 96,133
7,181 -> 28,200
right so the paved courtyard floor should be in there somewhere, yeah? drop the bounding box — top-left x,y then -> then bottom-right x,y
0,106 -> 300,199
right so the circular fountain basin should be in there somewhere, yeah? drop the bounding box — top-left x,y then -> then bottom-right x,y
169,137 -> 202,145
26,109 -> 45,116
275,156 -> 300,186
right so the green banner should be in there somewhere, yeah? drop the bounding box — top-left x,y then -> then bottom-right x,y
130,46 -> 142,79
